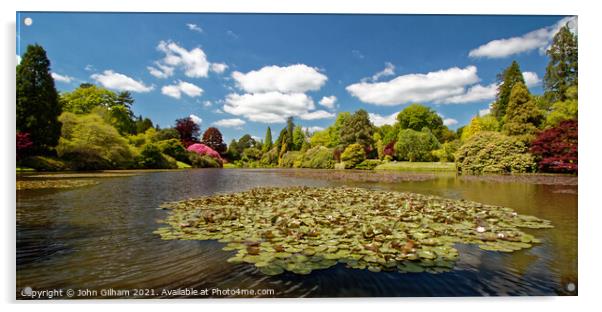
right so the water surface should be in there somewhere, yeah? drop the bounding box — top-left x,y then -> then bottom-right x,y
16,169 -> 577,297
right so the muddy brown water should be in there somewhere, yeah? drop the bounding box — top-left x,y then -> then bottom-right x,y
16,169 -> 577,298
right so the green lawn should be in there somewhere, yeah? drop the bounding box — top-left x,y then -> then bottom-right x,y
374,161 -> 456,172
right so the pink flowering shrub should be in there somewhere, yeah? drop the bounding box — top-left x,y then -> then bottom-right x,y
187,143 -> 222,161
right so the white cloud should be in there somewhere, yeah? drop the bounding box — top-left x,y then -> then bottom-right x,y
469,16 -> 577,59
16,55 -> 21,64
226,30 -> 239,39
161,81 -> 203,99
443,118 -> 458,126
369,112 -> 398,127
303,126 -> 325,134
213,118 -> 246,128
232,64 -> 327,93
319,96 -> 337,109
368,62 -> 395,82
522,71 -> 541,87
440,83 -> 497,104
224,92 -> 320,123
156,40 -> 211,78
479,108 -> 491,116
203,100 -> 212,107
189,114 -> 202,126
84,64 -> 95,71
346,66 -> 480,106
51,72 -> 74,83
91,70 -> 153,93
300,110 -> 335,120
147,62 -> 174,79
210,63 -> 229,74
186,23 -> 203,33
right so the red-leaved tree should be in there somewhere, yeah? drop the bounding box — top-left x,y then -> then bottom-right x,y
530,119 -> 577,173
201,127 -> 227,154
16,131 -> 33,160
175,117 -> 200,147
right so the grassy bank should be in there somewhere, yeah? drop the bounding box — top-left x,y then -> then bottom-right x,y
374,161 -> 456,172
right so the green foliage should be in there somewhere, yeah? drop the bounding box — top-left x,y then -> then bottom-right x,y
341,143 -> 366,169
340,109 -> 374,148
242,147 -> 262,161
355,159 -> 383,170
432,140 -> 461,162
394,129 -> 441,162
187,152 -> 221,168
154,128 -> 180,141
379,123 -> 399,145
461,114 -> 500,141
137,143 -> 178,169
128,127 -> 157,147
57,112 -> 135,170
544,24 -> 578,103
135,116 -> 154,134
157,139 -> 189,163
492,61 -> 525,119
456,131 -> 536,174
260,147 -> 279,167
502,82 -> 544,137
545,86 -> 578,128
16,44 -> 62,153
19,156 -> 69,171
262,127 -> 273,153
309,129 -> 332,147
292,126 -> 306,151
298,146 -> 335,169
280,151 -> 302,168
396,104 -> 445,140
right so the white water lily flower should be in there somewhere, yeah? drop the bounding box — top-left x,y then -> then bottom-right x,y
476,226 -> 486,233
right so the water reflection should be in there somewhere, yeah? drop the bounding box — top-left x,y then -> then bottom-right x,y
16,169 -> 577,297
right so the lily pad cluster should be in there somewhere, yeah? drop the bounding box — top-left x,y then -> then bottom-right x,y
155,187 -> 552,275
16,179 -> 98,190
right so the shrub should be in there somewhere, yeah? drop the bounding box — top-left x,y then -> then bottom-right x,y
279,151 -> 302,168
187,143 -> 223,166
157,139 -> 189,163
57,112 -> 135,170
298,146 -> 335,169
137,143 -> 177,169
431,140 -> 460,162
456,131 -> 536,174
187,152 -> 221,168
383,141 -> 395,159
16,132 -> 33,160
242,147 -> 262,162
19,156 -> 69,171
341,143 -> 365,169
530,119 -> 577,173
259,147 -> 279,167
355,159 -> 383,170
395,129 -> 440,162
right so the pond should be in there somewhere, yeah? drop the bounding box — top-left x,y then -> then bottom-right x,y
16,169 -> 577,297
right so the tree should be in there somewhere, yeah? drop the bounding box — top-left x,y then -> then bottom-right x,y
286,117 -> 295,148
340,109 -> 374,149
502,82 -> 544,137
461,114 -> 500,141
544,24 -> 578,103
16,44 -> 62,153
530,119 -> 577,173
262,126 -> 273,153
292,125 -> 305,151
201,127 -> 227,154
545,86 -> 578,127
394,129 -> 440,162
492,61 -> 525,119
396,104 -> 445,140
16,132 -> 33,160
456,131 -> 536,174
60,84 -> 117,114
135,116 -> 154,134
175,117 -> 200,147
341,143 -> 366,169
57,112 -> 135,170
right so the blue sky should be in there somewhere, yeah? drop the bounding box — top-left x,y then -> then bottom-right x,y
16,13 -> 576,142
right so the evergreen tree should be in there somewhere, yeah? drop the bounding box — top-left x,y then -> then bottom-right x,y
492,61 -> 525,120
262,126 -> 273,153
544,24 -> 578,103
286,116 -> 295,148
340,109 -> 374,149
292,125 -> 305,151
502,82 -> 544,136
16,44 -> 62,154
